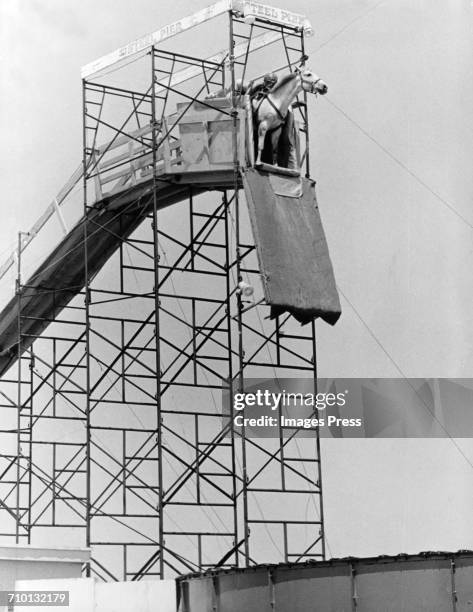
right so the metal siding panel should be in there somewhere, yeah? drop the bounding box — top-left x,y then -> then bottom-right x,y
274,565 -> 352,612
452,558 -> 473,611
177,555 -> 473,612
218,570 -> 270,612
185,577 -> 214,612
355,559 -> 453,612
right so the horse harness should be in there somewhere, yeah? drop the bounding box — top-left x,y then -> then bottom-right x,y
252,91 -> 286,123
252,74 -> 323,124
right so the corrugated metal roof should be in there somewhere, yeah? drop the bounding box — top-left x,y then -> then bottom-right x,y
177,549 -> 473,581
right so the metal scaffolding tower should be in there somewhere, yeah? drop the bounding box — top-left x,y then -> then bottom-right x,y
0,4 -> 325,580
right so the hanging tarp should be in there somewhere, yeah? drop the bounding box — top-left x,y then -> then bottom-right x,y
242,168 -> 341,325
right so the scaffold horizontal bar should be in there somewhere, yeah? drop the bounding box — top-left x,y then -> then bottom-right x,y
90,513 -> 159,518
160,381 -> 224,390
166,502 -> 234,507
248,488 -> 320,494
164,532 -> 234,537
244,362 -> 313,371
33,524 -> 86,528
248,519 -> 321,524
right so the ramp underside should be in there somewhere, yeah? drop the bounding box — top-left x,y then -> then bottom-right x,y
242,168 -> 341,326
0,172 -> 237,378
0,166 -> 340,376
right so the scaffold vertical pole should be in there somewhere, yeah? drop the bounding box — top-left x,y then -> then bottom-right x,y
151,44 -> 165,580
228,8 -> 250,567
82,77 -> 92,578
15,232 -> 22,544
312,319 -> 325,560
224,190 -> 240,568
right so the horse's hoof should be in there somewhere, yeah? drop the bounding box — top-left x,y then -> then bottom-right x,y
255,161 -> 262,167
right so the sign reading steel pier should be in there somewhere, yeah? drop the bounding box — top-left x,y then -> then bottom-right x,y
81,0 -> 313,78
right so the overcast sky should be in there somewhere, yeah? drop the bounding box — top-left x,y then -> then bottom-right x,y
1,0 -> 473,560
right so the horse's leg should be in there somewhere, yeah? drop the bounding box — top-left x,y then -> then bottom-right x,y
270,127 -> 281,166
256,120 -> 268,166
284,110 -> 297,170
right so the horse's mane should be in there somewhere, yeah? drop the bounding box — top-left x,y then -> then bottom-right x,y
271,71 -> 296,91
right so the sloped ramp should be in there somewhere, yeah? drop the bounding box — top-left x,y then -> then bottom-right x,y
242,168 -> 341,325
0,177 -> 220,378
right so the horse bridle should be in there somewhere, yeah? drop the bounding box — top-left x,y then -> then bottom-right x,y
295,67 -> 323,94
304,76 -> 324,94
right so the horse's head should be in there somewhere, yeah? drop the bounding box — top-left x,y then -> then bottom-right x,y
299,69 -> 328,95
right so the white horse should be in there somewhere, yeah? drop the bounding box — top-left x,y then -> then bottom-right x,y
251,69 -> 328,166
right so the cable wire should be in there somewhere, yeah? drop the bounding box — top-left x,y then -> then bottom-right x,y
310,0 -> 389,55
324,97 -> 473,231
338,286 -> 473,473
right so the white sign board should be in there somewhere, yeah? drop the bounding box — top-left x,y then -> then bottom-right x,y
235,1 -> 313,35
81,0 -> 232,79
81,0 -> 312,79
